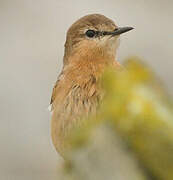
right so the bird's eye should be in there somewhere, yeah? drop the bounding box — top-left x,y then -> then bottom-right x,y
85,30 -> 96,38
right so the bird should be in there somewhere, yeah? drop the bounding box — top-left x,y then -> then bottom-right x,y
50,14 -> 133,155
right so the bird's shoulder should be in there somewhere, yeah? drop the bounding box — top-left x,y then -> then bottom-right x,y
50,71 -> 65,110
50,71 -> 102,112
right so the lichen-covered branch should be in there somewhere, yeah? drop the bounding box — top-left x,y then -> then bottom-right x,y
58,58 -> 173,180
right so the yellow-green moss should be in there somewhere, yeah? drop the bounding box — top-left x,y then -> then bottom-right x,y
60,58 -> 173,180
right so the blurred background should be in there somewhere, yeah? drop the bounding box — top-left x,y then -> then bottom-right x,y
0,0 -> 172,179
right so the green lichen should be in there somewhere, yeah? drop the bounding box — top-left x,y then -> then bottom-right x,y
59,57 -> 173,180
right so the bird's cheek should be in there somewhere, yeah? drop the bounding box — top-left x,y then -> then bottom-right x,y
108,36 -> 120,50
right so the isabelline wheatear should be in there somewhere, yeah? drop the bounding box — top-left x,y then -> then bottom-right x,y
50,14 -> 133,155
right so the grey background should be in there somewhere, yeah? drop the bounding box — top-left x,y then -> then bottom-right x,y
0,0 -> 172,179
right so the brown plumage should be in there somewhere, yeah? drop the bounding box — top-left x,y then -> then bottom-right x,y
50,14 -> 133,155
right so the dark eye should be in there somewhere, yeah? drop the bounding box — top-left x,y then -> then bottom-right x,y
85,30 -> 96,38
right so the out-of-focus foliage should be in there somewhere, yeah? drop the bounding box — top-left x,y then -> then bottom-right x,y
58,58 -> 173,180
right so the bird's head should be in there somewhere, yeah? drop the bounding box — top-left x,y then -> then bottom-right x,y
64,14 -> 133,64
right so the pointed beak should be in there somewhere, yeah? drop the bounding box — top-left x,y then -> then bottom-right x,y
111,27 -> 134,36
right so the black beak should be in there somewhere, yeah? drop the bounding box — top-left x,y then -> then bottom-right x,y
111,27 -> 134,36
